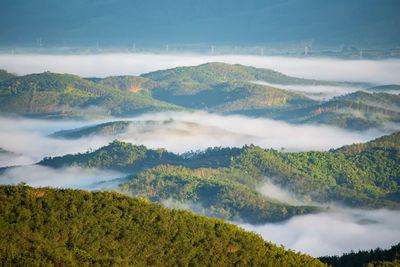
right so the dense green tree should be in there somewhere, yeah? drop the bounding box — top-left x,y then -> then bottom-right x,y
0,184 -> 326,266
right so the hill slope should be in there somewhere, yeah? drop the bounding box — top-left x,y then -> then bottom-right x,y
0,72 -> 183,118
39,140 -> 318,224
269,91 -> 400,130
0,184 -> 325,266
40,132 -> 400,210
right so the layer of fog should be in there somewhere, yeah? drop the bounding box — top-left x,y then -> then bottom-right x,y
0,112 -> 386,168
119,112 -> 384,153
0,116 -> 113,166
0,165 -> 124,190
253,81 -> 365,101
1,54 -> 400,84
239,208 -> 400,257
258,177 -> 304,205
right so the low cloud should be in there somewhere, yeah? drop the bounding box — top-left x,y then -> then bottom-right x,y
119,111 -> 385,153
258,177 -> 304,205
0,165 -> 124,190
1,54 -> 400,84
0,112 -> 388,167
239,208 -> 400,257
253,81 -> 365,101
0,115 -> 113,166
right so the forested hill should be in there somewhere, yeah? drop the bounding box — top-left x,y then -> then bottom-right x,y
1,63 -> 399,131
0,184 -> 325,266
39,131 -> 400,223
141,62 -> 339,87
0,72 -> 182,118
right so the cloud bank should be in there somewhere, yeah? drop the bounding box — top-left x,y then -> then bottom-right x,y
1,54 -> 400,84
0,116 -> 112,166
253,81 -> 365,101
0,165 -> 123,190
0,112 -> 386,168
239,208 -> 400,257
119,112 -> 384,153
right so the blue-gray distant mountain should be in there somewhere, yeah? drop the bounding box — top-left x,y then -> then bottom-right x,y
1,0 -> 399,48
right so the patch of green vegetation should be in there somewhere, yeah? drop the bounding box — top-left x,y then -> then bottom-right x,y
0,184 -> 325,266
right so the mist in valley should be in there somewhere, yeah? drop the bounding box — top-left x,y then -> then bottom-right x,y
239,207 -> 400,257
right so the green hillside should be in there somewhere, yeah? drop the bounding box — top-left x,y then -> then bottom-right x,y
230,132 -> 400,207
50,121 -> 131,139
140,62 -> 322,111
0,72 -> 183,118
96,75 -> 159,93
40,132 -> 400,222
268,91 -> 400,130
1,64 -> 398,131
39,141 -> 318,223
142,62 -> 343,88
99,63 -> 397,130
0,184 -> 325,266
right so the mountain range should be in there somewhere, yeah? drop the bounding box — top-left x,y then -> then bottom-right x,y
1,63 -> 399,130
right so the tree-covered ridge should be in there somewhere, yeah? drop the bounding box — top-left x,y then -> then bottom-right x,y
40,140 -> 242,171
231,132 -> 400,207
50,121 -> 131,139
338,91 -> 400,111
0,71 -> 183,117
271,93 -> 400,131
119,165 -> 319,224
140,62 -> 321,111
151,80 -> 313,113
1,64 -> 399,131
142,62 -> 345,88
39,141 -> 319,223
0,184 -> 325,266
319,243 -> 400,267
0,69 -> 16,82
40,132 -> 400,210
